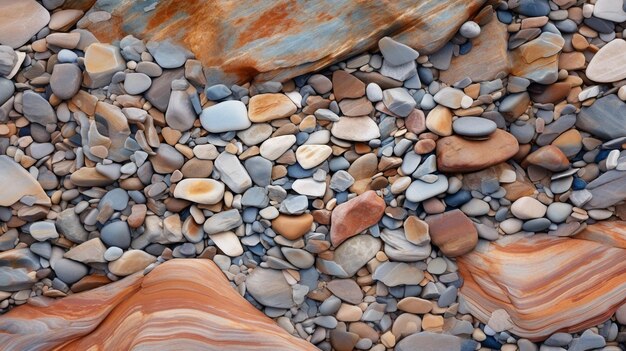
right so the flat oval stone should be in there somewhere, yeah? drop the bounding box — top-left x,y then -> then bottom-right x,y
173,179 -> 225,204
511,196 -> 547,220
124,73 -> 152,95
200,100 -> 251,133
586,39 -> 626,83
331,116 -> 380,142
452,117 -> 497,138
436,129 -> 519,173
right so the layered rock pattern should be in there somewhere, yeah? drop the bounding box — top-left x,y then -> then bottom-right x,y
0,259 -> 318,351
64,0 -> 485,84
457,222 -> 626,341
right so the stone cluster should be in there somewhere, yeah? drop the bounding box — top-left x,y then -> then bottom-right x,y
0,0 -> 626,351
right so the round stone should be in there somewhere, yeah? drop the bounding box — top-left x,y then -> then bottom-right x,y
101,221 -> 131,249
511,197 -> 547,220
124,73 -> 152,95
104,246 -> 123,261
546,202 -> 572,223
459,21 -> 481,38
54,258 -> 88,284
452,117 -> 497,138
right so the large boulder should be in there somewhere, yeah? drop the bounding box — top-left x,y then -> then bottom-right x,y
64,0 -> 486,84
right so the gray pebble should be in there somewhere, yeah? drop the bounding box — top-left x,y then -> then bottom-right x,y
101,221 -> 131,249
54,258 -> 88,284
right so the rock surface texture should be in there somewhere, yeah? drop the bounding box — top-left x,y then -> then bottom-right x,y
457,222 -> 626,341
64,0 -> 485,84
0,259 -> 318,351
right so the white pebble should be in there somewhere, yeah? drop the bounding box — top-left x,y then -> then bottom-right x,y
606,149 -> 619,169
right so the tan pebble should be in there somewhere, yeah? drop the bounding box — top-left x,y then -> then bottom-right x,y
397,297 -> 433,314
618,86 -> 626,101
336,304 -> 362,322
425,105 -> 452,136
572,33 -> 589,51
501,344 -> 518,351
225,143 -> 238,154
414,139 -> 436,154
380,331 -> 396,348
472,328 -> 487,341
421,314 -> 444,332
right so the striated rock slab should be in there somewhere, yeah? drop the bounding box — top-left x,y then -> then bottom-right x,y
0,259 -> 317,351
457,224 -> 626,341
65,0 -> 486,84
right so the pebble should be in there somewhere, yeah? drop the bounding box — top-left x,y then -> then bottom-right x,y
210,231 -> 243,257
22,91 -> 57,126
200,100 -> 251,133
124,73 -> 152,95
460,21 -> 481,38
382,87 -> 416,117
272,214 -> 313,240
214,152 -> 252,194
84,43 -> 126,88
405,175 -> 448,203
331,116 -> 380,141
366,83 -> 383,102
246,268 -> 294,308
330,191 -> 386,246
378,37 -> 419,66
511,197 -> 547,219
174,179 -> 225,204
50,64 -> 82,100
452,117 -> 497,138
104,247 -> 123,261
260,135 -> 296,160
296,145 -> 332,169
53,258 -> 88,284
29,221 -> 59,241
426,209 -> 478,257
248,94 -> 297,122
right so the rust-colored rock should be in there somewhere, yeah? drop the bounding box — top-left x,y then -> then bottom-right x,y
0,259 -> 318,350
523,145 -> 570,172
248,94 -> 297,122
440,19 -> 509,84
436,129 -> 519,173
458,227 -> 626,341
272,213 -> 314,240
425,209 -> 478,257
333,70 -> 365,101
66,0 -> 486,84
330,190 -> 386,247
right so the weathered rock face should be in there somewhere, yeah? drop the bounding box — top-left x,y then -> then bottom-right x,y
457,222 -> 626,341
0,259 -> 318,351
65,0 -> 485,84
